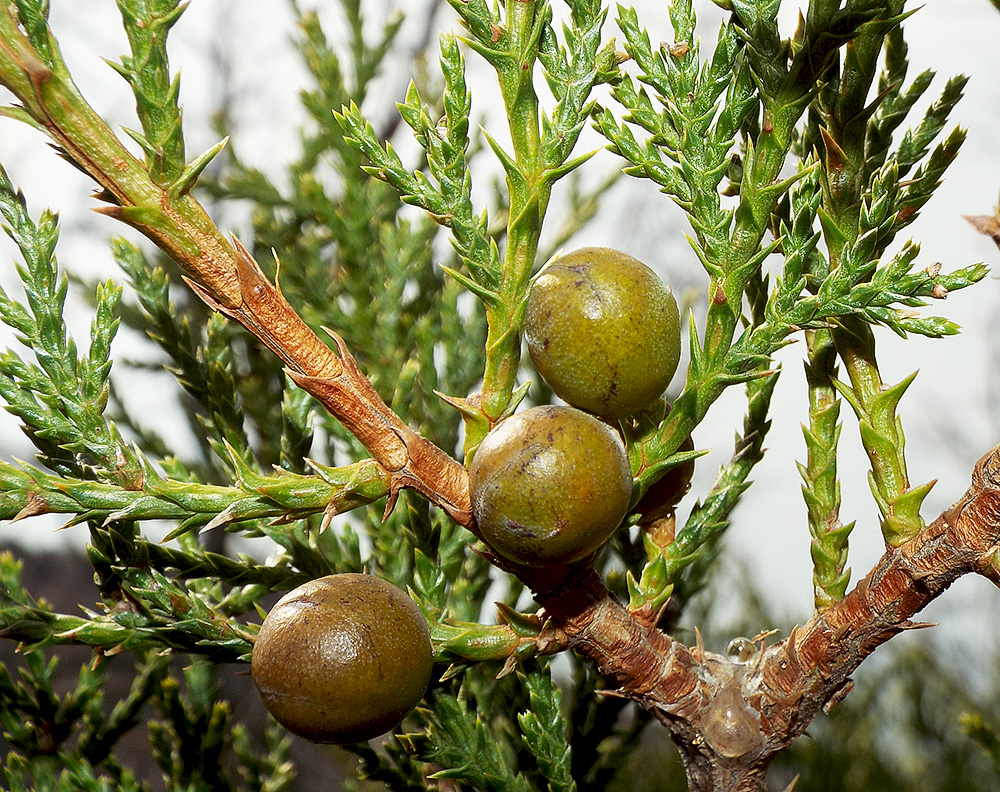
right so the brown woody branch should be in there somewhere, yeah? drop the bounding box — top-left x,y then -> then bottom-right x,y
186,239 -> 473,525
523,445 -> 1000,791
751,444 -> 1000,746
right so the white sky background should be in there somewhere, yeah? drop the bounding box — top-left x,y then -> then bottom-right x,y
0,1 -> 998,661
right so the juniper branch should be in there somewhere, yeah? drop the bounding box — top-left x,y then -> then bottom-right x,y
0,3 -> 473,525
0,551 -> 252,659
0,165 -> 131,481
0,452 -> 389,537
110,0 -> 187,186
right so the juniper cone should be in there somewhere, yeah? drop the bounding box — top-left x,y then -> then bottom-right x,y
0,2 -> 997,791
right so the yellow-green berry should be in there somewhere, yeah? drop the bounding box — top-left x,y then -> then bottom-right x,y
525,247 -> 681,419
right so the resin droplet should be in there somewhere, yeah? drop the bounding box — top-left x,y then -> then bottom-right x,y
726,637 -> 758,665
702,685 -> 765,759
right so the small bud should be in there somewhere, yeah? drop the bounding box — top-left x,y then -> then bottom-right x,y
722,154 -> 743,196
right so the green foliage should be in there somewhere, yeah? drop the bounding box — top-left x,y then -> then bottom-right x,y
518,667 -> 577,792
0,0 -> 992,790
0,554 -> 293,792
415,687 -> 534,792
110,0 -> 187,187
0,166 -> 126,479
